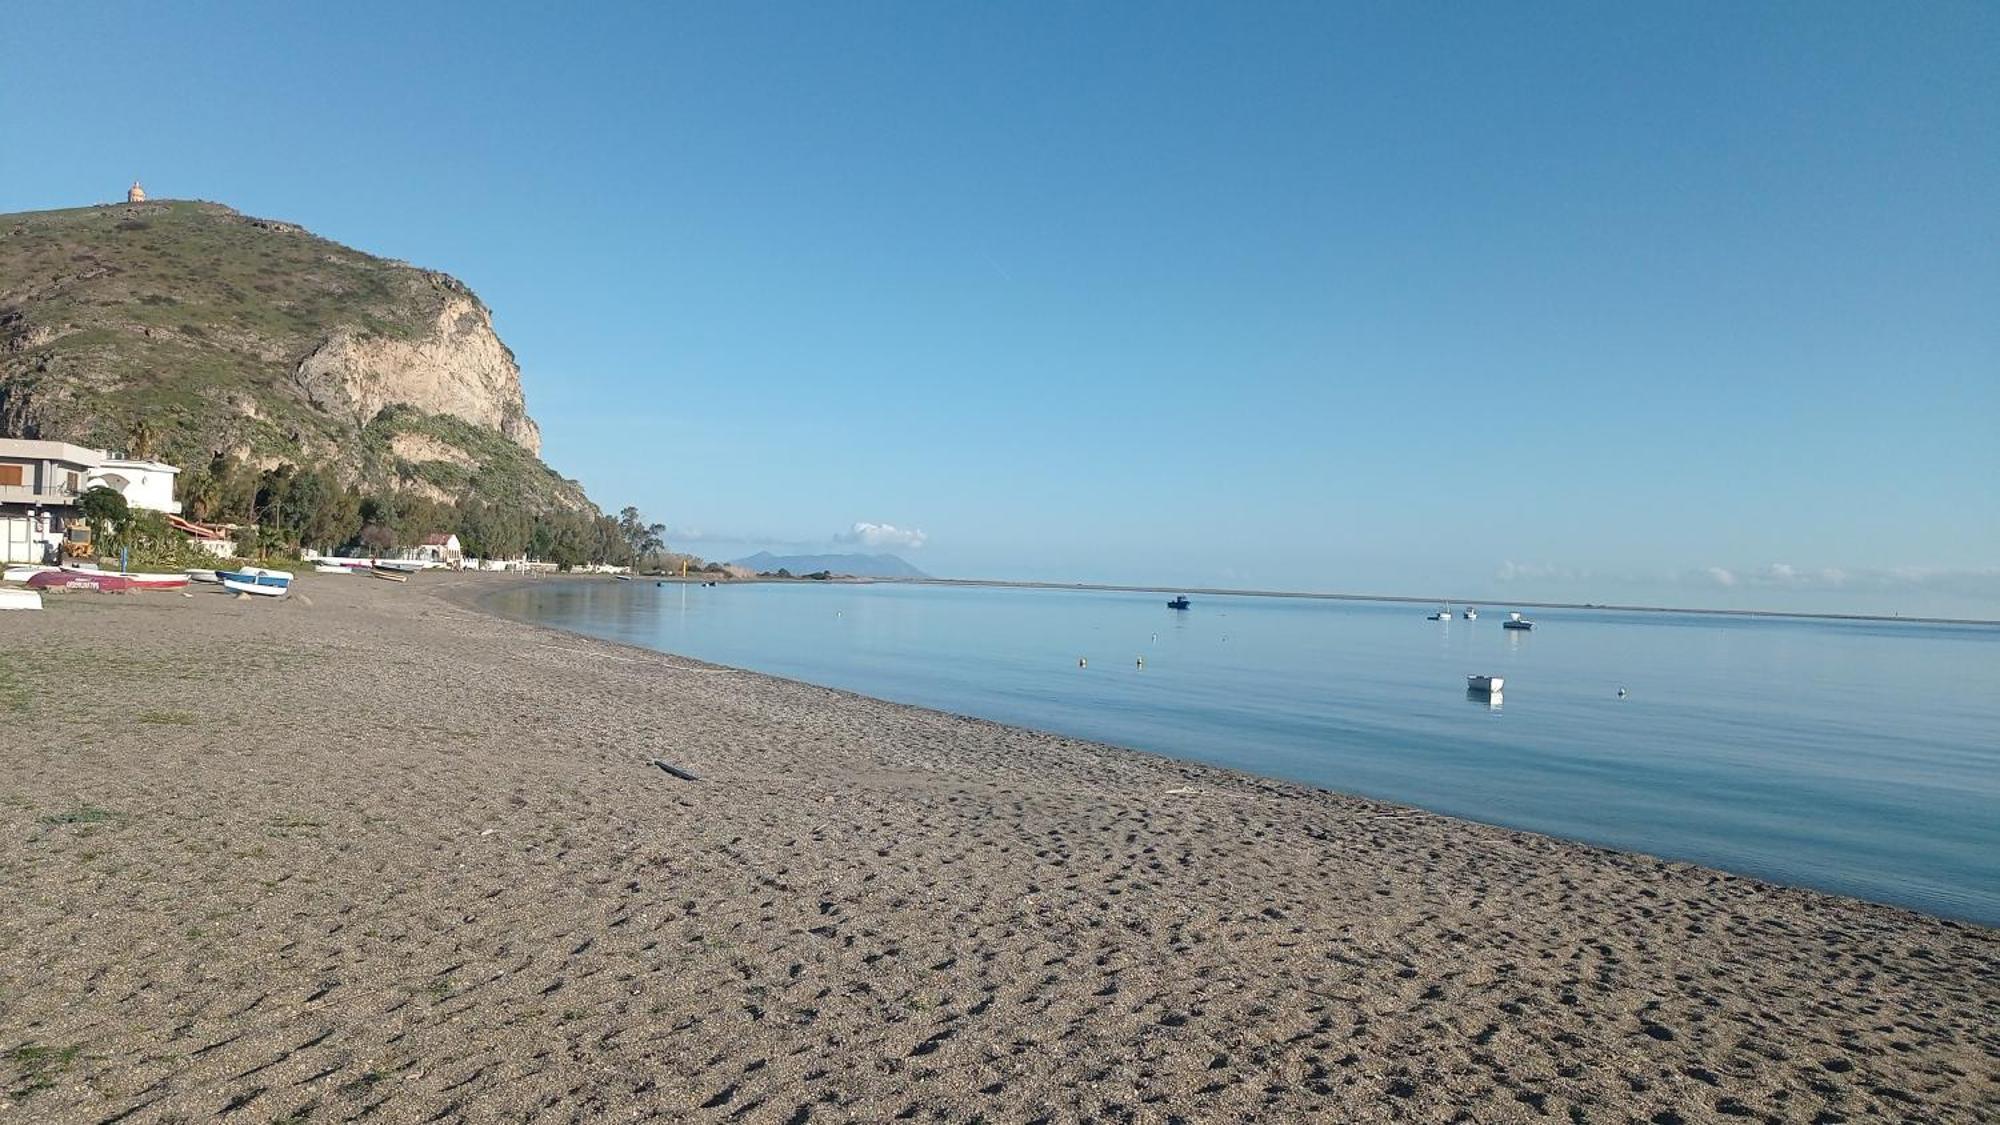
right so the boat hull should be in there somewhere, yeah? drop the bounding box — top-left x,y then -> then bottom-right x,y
29,571 -> 134,593
1466,675 -> 1504,693
1502,621 -> 1533,630
60,565 -> 187,590
217,568 -> 293,597
0,589 -> 42,610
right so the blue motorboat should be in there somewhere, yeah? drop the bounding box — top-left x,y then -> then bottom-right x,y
1167,596 -> 1191,610
217,567 -> 293,598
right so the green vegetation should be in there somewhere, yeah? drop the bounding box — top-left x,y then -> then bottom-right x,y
75,486 -> 129,546
5,1042 -> 82,1102
40,806 -> 123,826
0,667 -> 26,714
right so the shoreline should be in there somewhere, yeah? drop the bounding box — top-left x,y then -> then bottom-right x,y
3,574 -> 1993,1120
483,578 -> 1993,929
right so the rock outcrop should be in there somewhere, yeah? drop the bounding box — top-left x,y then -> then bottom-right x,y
294,289 -> 541,455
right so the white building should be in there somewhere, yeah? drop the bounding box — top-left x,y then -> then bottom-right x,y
0,439 -> 100,564
0,439 -> 185,563
84,458 -> 183,515
412,532 -> 463,567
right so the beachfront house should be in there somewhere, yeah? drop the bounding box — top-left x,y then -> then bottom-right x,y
0,438 -> 99,564
0,438 -> 190,562
413,532 -> 464,568
84,457 -> 183,515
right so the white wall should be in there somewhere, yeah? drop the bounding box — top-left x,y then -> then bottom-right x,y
84,460 -> 183,515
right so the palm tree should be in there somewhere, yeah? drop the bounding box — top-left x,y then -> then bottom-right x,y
126,419 -> 157,460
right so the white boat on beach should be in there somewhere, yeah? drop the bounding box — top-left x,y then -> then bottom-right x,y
63,564 -> 189,590
0,588 -> 42,610
314,563 -> 352,574
186,568 -> 220,583
3,564 -> 55,583
218,567 -> 293,597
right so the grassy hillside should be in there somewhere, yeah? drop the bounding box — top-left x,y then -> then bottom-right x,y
0,199 -> 588,514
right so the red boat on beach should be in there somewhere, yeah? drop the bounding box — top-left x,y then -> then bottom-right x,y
60,565 -> 189,590
29,570 -> 136,593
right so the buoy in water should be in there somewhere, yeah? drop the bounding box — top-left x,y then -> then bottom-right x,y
1078,657 -> 1087,668
1617,687 -> 1628,698
1135,657 -> 1144,667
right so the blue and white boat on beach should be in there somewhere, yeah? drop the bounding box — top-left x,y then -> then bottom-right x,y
218,567 -> 293,598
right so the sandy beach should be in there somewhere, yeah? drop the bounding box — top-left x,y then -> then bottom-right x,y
1,575 -> 1993,1124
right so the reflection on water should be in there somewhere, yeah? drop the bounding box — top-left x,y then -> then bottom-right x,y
490,580 -> 2000,925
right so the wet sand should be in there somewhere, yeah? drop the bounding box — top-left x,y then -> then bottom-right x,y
1,575 -> 1994,1123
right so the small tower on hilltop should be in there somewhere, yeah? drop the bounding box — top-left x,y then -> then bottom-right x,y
126,180 -> 146,204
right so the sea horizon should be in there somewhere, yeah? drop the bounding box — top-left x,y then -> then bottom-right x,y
785,574 -> 2000,629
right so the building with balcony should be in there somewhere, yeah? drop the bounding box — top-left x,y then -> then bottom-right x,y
0,439 -> 101,564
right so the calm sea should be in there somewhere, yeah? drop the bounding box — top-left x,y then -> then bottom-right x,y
489,581 -> 2000,926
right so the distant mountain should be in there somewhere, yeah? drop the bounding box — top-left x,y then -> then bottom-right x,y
733,551 -> 930,579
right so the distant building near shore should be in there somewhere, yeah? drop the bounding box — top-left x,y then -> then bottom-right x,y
126,180 -> 146,203
413,532 -> 463,567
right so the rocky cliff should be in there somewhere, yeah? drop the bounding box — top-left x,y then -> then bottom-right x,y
0,199 -> 587,512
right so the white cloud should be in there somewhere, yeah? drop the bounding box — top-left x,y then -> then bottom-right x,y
837,522 -> 928,550
1691,564 -> 2000,596
1495,560 -> 1590,583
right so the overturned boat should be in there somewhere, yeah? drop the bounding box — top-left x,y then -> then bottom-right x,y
218,567 -> 293,598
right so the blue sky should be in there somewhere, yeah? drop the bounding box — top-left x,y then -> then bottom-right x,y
5,2 -> 1996,615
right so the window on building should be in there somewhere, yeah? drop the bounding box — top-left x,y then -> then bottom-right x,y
0,464 -> 23,487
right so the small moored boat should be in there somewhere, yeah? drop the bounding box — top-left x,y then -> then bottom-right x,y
218,567 -> 293,597
1466,674 -> 1504,694
1502,612 -> 1534,630
1463,607 -> 1478,620
1428,606 -> 1452,621
1167,596 -> 1191,610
